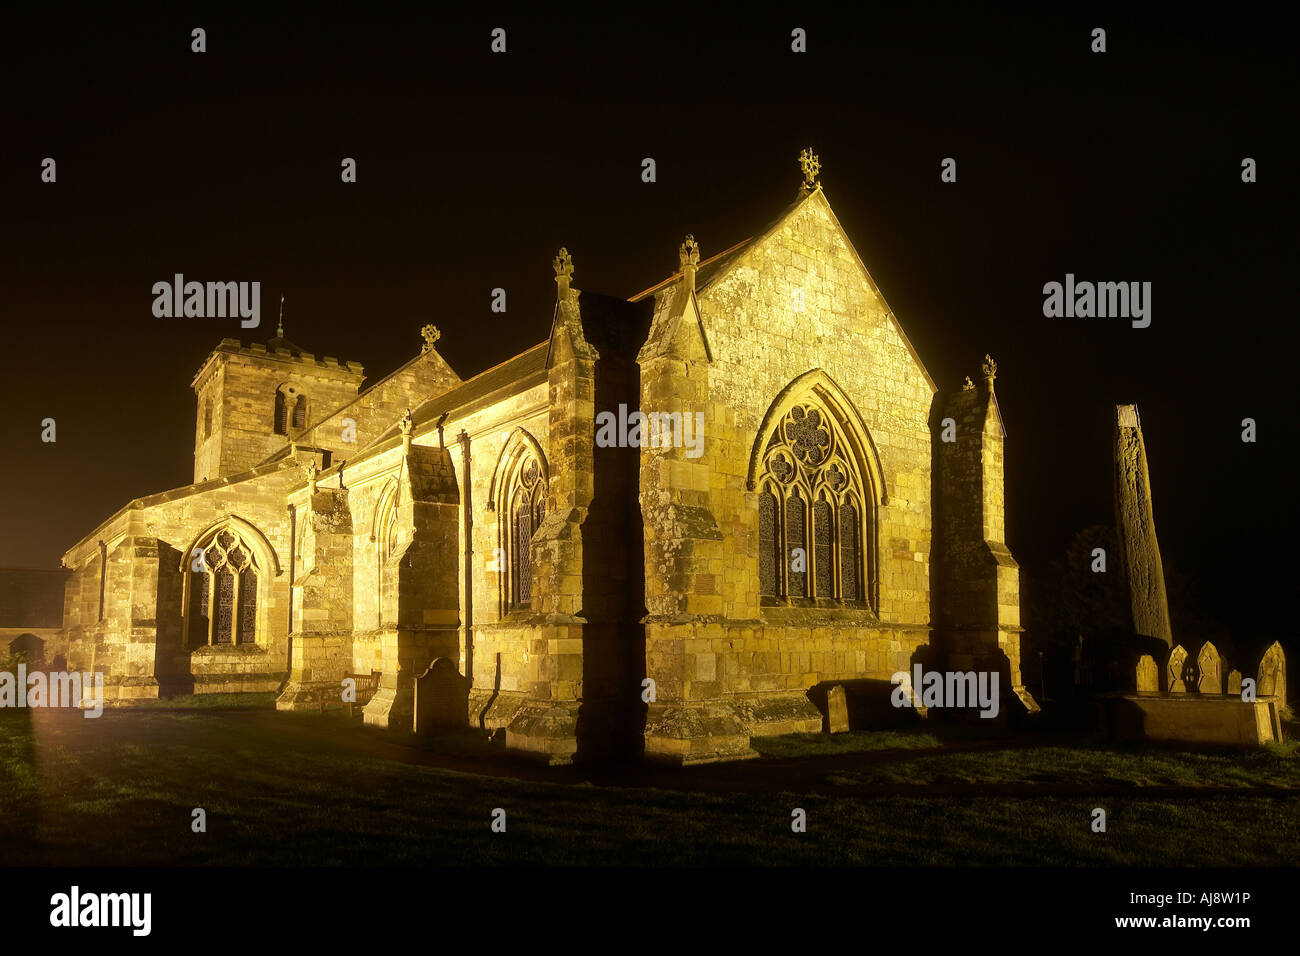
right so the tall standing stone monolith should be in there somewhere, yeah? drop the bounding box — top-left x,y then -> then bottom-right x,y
1113,405 -> 1173,648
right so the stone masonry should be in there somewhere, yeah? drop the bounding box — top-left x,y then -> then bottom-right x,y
59,153 -> 1036,761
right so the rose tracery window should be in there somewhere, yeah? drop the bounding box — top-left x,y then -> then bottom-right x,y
187,528 -> 261,646
756,403 -> 872,608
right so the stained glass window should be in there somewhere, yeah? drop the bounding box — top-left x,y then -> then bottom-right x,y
237,569 -> 257,643
840,502 -> 860,602
755,400 -> 873,608
515,505 -> 532,606
188,572 -> 209,646
786,489 -> 806,598
188,526 -> 262,645
758,490 -> 778,597
814,499 -> 834,598
507,455 -> 545,611
214,572 -> 235,644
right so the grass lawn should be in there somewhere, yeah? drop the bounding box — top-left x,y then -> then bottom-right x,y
2,702 -> 1298,866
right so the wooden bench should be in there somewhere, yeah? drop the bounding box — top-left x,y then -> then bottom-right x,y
312,671 -> 382,715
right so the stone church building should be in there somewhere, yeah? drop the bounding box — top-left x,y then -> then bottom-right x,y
59,154 -> 1033,764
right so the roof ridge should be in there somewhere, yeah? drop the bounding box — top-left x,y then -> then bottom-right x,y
627,190 -> 815,303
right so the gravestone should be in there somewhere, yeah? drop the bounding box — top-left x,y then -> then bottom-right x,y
826,684 -> 850,734
414,657 -> 469,735
8,633 -> 45,664
1227,670 -> 1242,696
1196,642 -> 1222,694
1167,645 -> 1188,693
1257,641 -> 1286,710
1135,655 -> 1158,692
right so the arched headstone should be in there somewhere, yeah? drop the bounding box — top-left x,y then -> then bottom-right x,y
8,633 -> 45,664
414,657 -> 468,735
826,684 -> 850,733
1196,642 -> 1221,694
1166,645 -> 1188,693
1135,655 -> 1158,692
1257,641 -> 1286,709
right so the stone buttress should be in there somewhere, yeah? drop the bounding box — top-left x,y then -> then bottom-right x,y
932,358 -> 1037,717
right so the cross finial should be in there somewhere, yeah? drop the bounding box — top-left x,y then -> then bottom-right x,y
420,324 -> 441,352
553,247 -> 574,299
278,295 -> 285,336
799,148 -> 821,190
982,354 -> 998,382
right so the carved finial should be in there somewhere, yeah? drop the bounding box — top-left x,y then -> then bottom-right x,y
799,148 -> 821,190
679,235 -> 700,270
962,375 -> 974,391
553,247 -> 574,299
982,354 -> 997,382
398,407 -> 414,456
278,296 -> 285,336
305,460 -> 318,495
420,324 -> 441,352
679,235 -> 700,293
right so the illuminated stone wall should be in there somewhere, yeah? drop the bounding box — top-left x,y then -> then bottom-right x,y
60,460 -> 303,700
639,188 -> 942,762
191,340 -> 365,482
57,176 -> 1028,756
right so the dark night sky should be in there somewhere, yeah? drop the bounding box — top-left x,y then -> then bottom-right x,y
1,10 -> 1295,633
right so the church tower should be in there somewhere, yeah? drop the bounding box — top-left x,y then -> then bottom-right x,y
190,306 -> 366,482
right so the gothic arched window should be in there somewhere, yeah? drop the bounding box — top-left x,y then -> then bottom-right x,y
274,390 -> 288,435
203,398 -> 213,439
756,403 -> 872,608
504,457 -> 546,611
374,481 -> 400,629
186,527 -> 262,646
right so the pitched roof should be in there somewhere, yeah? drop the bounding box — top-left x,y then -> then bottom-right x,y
632,187 -> 937,392
367,341 -> 549,448
629,236 -> 756,302
630,191 -> 813,302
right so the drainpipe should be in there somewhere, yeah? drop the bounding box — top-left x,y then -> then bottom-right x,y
97,540 -> 107,622
286,503 -> 296,676
458,430 -> 473,684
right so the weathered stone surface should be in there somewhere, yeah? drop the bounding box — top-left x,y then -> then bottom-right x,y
1196,641 -> 1221,694
1228,669 -> 1243,695
1112,404 -> 1173,647
1167,645 -> 1188,693
1135,654 -> 1158,692
56,160 -> 1038,766
414,657 -> 469,735
826,684 -> 850,733
1257,641 -> 1286,709
1104,692 -> 1282,748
